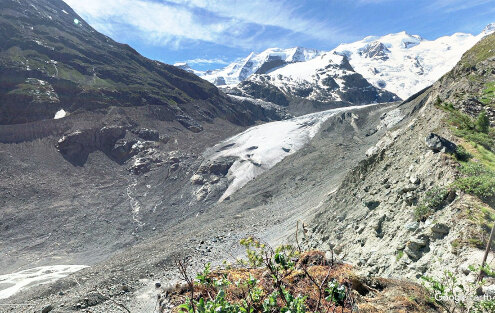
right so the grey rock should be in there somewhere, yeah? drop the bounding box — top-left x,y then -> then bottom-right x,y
431,223 -> 450,238
176,115 -> 203,133
42,305 -> 54,313
129,157 -> 153,175
399,184 -> 418,194
404,234 -> 429,261
409,175 -> 420,185
482,285 -> 495,297
364,200 -> 380,210
405,222 -> 419,231
132,128 -> 160,141
425,133 -> 457,153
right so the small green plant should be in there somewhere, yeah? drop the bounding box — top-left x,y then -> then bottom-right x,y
325,280 -> 347,307
414,187 -> 450,221
396,250 -> 405,261
422,266 -> 495,313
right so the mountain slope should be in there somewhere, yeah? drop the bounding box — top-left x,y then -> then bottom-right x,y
304,31 -> 495,283
0,0 -> 274,126
0,0 -> 288,295
227,52 -> 399,115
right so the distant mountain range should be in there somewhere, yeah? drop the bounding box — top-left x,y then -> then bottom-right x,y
181,23 -> 495,100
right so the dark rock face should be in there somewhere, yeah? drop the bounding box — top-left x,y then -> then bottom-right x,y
56,126 -> 126,165
227,55 -> 400,116
425,133 -> 457,153
235,80 -> 290,107
361,41 -> 390,60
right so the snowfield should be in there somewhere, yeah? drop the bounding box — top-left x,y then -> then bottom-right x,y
204,104 -> 375,202
188,23 -> 495,100
196,47 -> 321,86
334,24 -> 495,99
0,265 -> 87,300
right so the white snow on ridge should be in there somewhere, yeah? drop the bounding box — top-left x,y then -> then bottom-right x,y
207,104 -> 374,202
334,25 -> 495,99
0,265 -> 88,300
190,23 -> 494,100
200,47 -> 322,86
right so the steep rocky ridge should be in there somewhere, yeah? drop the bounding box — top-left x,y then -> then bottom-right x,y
303,32 -> 495,285
225,53 -> 399,116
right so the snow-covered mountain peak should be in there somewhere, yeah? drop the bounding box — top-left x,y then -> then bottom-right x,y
482,23 -> 495,36
191,23 -> 495,101
200,47 -> 322,86
333,24 -> 494,99
174,62 -> 204,76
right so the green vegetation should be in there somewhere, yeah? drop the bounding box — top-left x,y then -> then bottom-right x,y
415,187 -> 451,221
476,111 -> 491,133
174,238 -> 356,313
455,163 -> 495,199
422,266 -> 495,312
440,104 -> 494,151
434,101 -> 495,202
454,145 -> 473,162
461,32 -> 495,67
480,82 -> 495,107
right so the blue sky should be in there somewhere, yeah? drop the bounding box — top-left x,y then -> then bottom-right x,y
62,0 -> 495,71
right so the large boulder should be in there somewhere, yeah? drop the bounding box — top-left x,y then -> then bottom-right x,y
425,133 -> 457,153
132,128 -> 160,141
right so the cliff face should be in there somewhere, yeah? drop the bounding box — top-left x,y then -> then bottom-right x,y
304,33 -> 495,284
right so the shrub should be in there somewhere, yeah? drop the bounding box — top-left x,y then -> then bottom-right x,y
455,163 -> 495,199
476,111 -> 491,134
422,266 -> 495,313
414,187 -> 450,221
175,239 -> 355,313
455,145 -> 473,161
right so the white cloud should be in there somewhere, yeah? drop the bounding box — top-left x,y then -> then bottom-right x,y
185,58 -> 229,65
62,0 -> 347,49
427,0 -> 493,12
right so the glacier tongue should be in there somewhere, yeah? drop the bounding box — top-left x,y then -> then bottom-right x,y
204,104 -> 375,202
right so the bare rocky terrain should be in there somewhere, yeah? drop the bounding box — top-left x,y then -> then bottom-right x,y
1,0 -> 495,312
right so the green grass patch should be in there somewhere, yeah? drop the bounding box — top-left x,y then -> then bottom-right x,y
455,162 -> 495,199
481,82 -> 495,107
461,33 -> 495,66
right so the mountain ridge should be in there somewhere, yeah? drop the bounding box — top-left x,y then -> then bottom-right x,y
189,24 -> 495,100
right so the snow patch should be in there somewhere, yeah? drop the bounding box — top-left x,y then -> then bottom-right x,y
54,109 -> 67,119
0,265 -> 87,300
